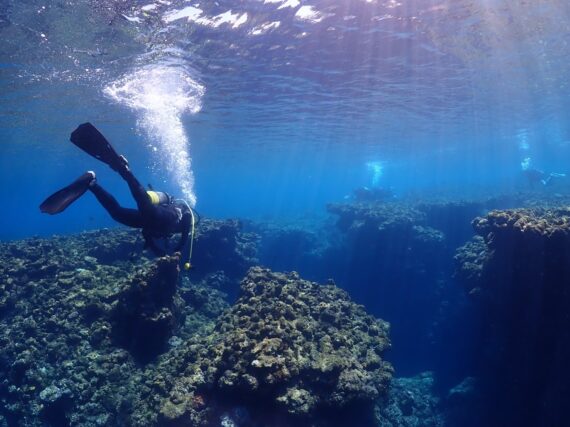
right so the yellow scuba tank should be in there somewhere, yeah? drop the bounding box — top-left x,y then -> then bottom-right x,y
146,190 -> 171,205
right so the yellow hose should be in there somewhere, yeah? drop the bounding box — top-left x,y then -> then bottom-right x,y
183,207 -> 196,270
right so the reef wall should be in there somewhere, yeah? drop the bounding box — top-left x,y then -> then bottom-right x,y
455,208 -> 570,426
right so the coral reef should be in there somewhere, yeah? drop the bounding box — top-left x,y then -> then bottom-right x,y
0,231 -> 147,426
157,267 -> 393,426
376,372 -> 444,427
241,195 -> 537,387
456,207 -> 570,301
455,208 -> 570,426
327,202 -> 426,234
111,254 -> 183,362
453,236 -> 489,295
0,221 -> 247,426
15,193 -> 570,426
0,227 -> 392,427
190,219 -> 258,287
215,268 -> 392,414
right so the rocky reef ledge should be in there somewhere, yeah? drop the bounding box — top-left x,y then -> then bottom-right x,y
455,208 -> 570,426
0,228 -> 393,427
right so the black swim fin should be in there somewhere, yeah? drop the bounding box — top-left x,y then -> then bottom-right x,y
40,172 -> 95,215
70,123 -> 125,171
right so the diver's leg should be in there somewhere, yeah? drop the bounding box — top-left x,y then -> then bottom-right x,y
89,183 -> 144,228
116,166 -> 155,216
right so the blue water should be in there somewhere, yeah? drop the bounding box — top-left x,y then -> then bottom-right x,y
2,1 -> 570,425
2,0 -> 570,239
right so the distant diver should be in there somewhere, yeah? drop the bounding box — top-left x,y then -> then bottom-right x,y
521,157 -> 566,188
40,123 -> 197,270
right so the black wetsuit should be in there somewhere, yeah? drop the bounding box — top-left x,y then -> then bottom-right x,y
89,167 -> 191,257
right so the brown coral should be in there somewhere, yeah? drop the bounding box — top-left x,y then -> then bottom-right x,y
205,267 -> 393,419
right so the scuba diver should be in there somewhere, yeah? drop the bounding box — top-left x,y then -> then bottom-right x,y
40,123 -> 197,270
521,157 -> 566,188
523,168 -> 566,188
523,169 -> 566,188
